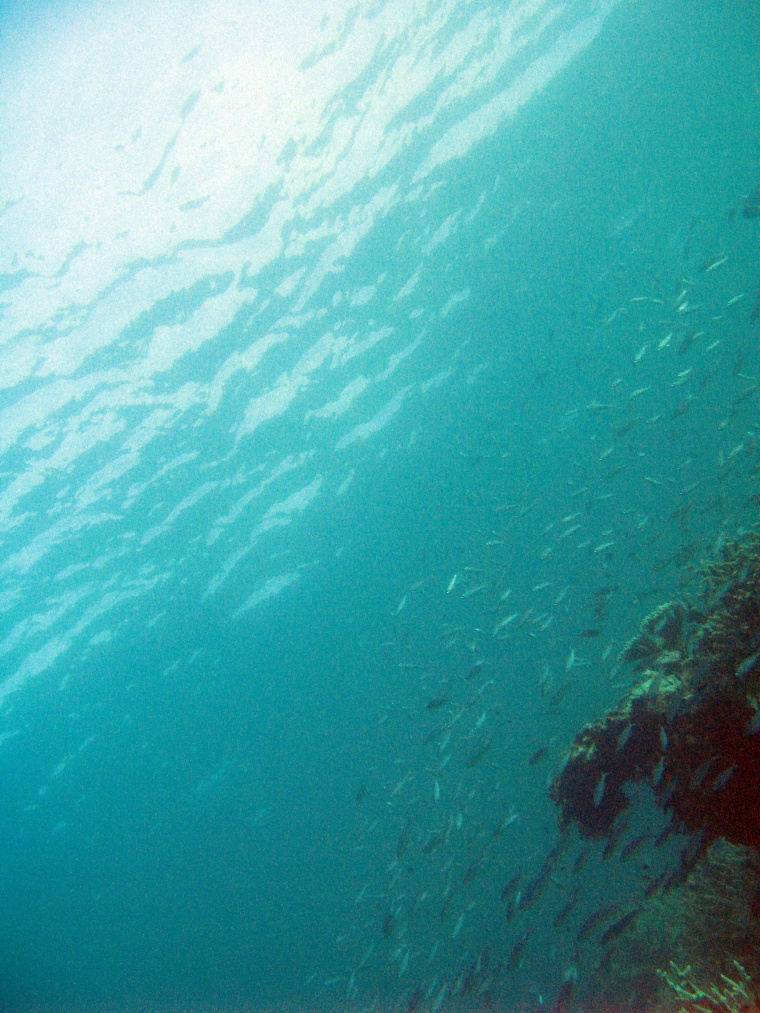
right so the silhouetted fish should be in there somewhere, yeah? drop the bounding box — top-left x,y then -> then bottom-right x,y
507,931 -> 529,971
528,745 -> 550,766
425,695 -> 449,711
743,183 -> 760,218
500,872 -> 521,903
600,908 -> 639,947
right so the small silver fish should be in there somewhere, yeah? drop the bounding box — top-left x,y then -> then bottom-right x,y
593,772 -> 607,808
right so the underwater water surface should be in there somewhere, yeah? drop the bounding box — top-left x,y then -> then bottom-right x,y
1,0 -> 760,1010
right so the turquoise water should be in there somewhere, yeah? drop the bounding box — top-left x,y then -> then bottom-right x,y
0,1 -> 759,1009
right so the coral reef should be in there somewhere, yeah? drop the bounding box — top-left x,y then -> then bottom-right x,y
549,530 -> 760,1010
582,839 -> 760,1011
550,530 -> 760,858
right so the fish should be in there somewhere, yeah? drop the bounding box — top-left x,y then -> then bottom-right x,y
517,868 -> 551,912
659,752 -> 681,788
432,983 -> 448,1013
689,756 -> 715,791
616,724 -> 633,752
425,696 -> 449,711
678,331 -> 701,354
713,765 -> 737,790
736,648 -> 760,680
528,745 -> 550,766
552,975 -> 575,1013
408,989 -> 422,1012
396,820 -> 411,860
553,888 -> 581,928
654,822 -> 675,848
602,819 -> 629,860
425,725 -> 448,744
559,524 -> 582,540
500,873 -> 521,903
466,737 -> 493,768
701,253 -> 728,272
593,772 -> 607,808
507,932 -> 529,971
493,811 -> 519,837
643,870 -> 669,898
539,664 -> 553,694
594,540 -> 616,553
619,833 -> 648,861
504,896 -> 519,923
743,183 -> 760,218
548,681 -> 573,708
615,417 -> 641,440
465,659 -> 488,680
359,943 -> 374,967
578,628 -> 601,639
420,831 -> 443,854
577,903 -> 621,942
493,613 -> 519,635
600,909 -> 639,947
391,772 -> 414,796
572,845 -> 591,875
681,827 -> 706,872
463,859 -> 486,886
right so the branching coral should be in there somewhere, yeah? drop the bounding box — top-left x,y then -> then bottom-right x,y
657,959 -> 754,1013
